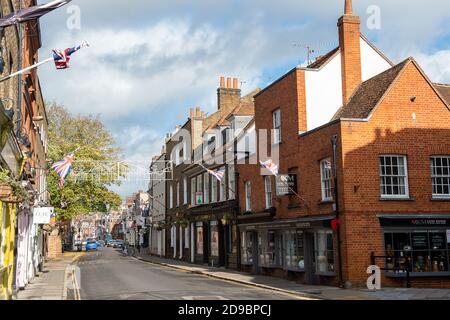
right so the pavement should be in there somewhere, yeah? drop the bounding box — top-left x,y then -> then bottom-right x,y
15,252 -> 84,300
133,250 -> 450,300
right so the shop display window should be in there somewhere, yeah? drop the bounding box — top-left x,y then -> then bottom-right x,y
384,231 -> 450,274
313,230 -> 335,274
284,230 -> 304,270
258,230 -> 281,267
241,231 -> 254,265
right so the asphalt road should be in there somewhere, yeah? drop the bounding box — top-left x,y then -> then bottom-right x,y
77,247 -> 298,300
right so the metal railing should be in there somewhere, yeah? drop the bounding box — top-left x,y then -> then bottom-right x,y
371,252 -> 411,288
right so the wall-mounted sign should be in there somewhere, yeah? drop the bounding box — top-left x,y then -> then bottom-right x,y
276,174 -> 297,196
196,192 -> 203,205
33,207 -> 54,225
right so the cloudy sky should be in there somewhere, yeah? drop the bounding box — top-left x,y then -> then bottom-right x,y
36,0 -> 450,198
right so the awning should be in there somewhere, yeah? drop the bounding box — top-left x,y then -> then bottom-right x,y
239,215 -> 336,230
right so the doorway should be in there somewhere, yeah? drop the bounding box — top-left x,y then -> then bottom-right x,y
304,231 -> 318,285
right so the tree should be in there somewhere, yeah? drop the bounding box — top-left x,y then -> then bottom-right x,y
46,102 -> 125,221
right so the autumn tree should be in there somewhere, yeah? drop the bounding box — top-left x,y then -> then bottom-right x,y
46,102 -> 125,221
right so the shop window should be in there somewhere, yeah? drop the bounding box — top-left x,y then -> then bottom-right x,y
431,156 -> 450,198
384,231 -> 450,274
380,155 -> 409,198
314,230 -> 335,274
196,225 -> 203,255
284,230 -> 304,270
258,230 -> 282,267
184,227 -> 189,249
211,223 -> 219,257
241,231 -> 254,265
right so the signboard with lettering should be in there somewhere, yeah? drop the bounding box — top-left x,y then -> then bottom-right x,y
276,174 -> 297,196
379,217 -> 450,228
33,207 -> 54,225
447,230 -> 450,244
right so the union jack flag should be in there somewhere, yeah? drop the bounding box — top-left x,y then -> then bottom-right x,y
200,164 -> 225,181
52,40 -> 90,69
51,153 -> 75,189
260,159 -> 279,176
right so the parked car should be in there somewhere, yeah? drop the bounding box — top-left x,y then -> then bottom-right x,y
114,240 -> 124,248
96,240 -> 105,247
86,240 -> 98,251
107,240 -> 117,247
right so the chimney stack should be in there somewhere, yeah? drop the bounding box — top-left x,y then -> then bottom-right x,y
338,0 -> 362,105
217,76 -> 241,111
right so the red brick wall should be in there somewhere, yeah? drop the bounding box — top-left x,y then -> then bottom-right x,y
339,60 -> 450,287
47,235 -> 62,260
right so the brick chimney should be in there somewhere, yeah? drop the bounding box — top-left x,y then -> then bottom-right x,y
217,76 -> 241,111
338,0 -> 362,105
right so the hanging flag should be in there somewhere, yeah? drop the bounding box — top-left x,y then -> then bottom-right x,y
53,40 -> 90,69
0,0 -> 71,28
51,152 -> 74,188
260,159 -> 279,176
200,164 -> 225,181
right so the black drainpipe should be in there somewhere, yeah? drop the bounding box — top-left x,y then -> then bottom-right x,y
16,3 -> 22,138
332,134 -> 345,288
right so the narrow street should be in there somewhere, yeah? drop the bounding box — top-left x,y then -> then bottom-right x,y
77,248 -> 299,300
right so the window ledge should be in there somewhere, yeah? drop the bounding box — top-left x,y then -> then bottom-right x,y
287,204 -> 302,210
316,272 -> 336,277
431,197 -> 450,202
380,197 -> 415,202
318,200 -> 334,205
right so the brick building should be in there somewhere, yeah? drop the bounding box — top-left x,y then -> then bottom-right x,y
237,0 -> 450,288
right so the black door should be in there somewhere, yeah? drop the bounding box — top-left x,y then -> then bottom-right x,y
304,231 -> 318,285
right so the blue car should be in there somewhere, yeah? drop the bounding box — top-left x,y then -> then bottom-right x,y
85,240 -> 98,251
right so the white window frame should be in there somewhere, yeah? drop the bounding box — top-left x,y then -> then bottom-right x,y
320,159 -> 333,202
380,155 -> 410,199
183,177 -> 187,204
203,173 -> 209,204
264,176 -> 272,209
228,165 -> 235,200
245,181 -> 252,212
273,109 -> 281,144
191,178 -> 196,206
169,184 -> 173,209
211,177 -> 217,203
431,156 -> 450,199
219,167 -> 226,202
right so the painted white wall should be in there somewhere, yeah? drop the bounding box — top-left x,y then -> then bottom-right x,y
305,37 -> 392,131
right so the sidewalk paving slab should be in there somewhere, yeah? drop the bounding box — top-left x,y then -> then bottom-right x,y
133,252 -> 450,301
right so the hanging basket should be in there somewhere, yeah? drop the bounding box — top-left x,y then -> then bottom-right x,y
0,183 -> 13,198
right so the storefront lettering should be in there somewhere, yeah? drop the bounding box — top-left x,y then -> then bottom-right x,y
411,219 -> 446,225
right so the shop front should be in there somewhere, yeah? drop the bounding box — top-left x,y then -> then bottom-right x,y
239,215 -> 337,285
378,214 -> 450,285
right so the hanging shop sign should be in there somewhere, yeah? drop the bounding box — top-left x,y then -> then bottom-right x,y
33,207 -> 54,225
276,174 -> 297,196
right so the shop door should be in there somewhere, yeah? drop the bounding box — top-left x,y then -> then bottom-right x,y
304,232 -> 319,285
203,223 -> 210,264
251,231 -> 259,274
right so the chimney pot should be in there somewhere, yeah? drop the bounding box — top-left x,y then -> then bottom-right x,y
220,77 -> 225,88
201,111 -> 205,118
226,78 -> 232,88
190,108 -> 195,118
196,106 -> 201,117
233,78 -> 239,89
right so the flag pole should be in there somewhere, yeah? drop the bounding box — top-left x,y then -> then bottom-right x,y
0,57 -> 53,83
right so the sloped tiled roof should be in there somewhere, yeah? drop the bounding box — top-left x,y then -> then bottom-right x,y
434,83 -> 450,106
332,58 -> 410,120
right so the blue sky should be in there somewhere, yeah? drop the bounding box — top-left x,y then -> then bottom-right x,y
36,0 -> 450,198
